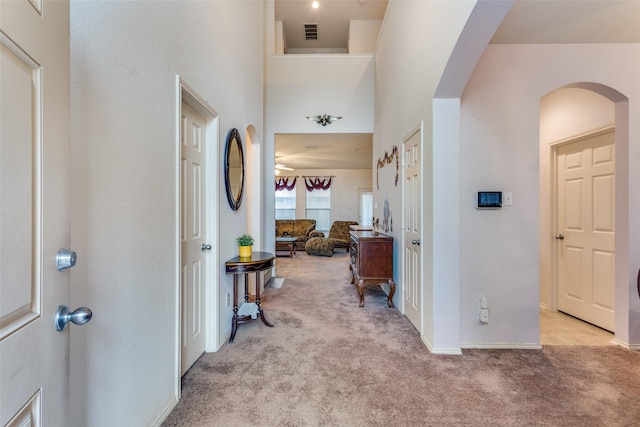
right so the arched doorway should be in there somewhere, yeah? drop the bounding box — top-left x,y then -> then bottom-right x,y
540,83 -> 629,346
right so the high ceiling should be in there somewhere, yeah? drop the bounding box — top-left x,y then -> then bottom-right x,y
276,0 -> 640,49
275,133 -> 372,172
275,0 -> 388,51
274,0 -> 640,171
491,0 -> 640,44
274,0 -> 386,172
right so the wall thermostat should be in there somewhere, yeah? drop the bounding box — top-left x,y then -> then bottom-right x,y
477,191 -> 502,209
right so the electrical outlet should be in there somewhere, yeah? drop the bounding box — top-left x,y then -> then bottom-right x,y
226,293 -> 231,307
503,192 -> 513,206
479,308 -> 489,324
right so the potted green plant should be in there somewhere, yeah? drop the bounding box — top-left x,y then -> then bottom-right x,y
237,234 -> 254,258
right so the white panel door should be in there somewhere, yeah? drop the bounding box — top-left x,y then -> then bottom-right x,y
181,103 -> 207,375
556,130 -> 615,331
1,0 -> 71,425
403,128 -> 421,330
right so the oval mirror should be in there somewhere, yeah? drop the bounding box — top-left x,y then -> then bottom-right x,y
224,128 -> 244,211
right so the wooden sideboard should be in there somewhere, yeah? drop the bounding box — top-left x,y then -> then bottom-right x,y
349,231 -> 395,307
349,224 -> 373,232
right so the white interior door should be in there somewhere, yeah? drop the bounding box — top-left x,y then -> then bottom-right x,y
1,0 -> 71,425
181,102 -> 207,375
403,128 -> 421,331
556,129 -> 615,331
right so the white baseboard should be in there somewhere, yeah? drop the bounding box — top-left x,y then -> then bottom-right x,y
151,395 -> 179,427
420,335 -> 463,355
610,337 -> 640,350
460,343 -> 543,350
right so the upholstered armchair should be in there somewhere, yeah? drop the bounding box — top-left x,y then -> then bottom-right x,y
323,221 -> 359,251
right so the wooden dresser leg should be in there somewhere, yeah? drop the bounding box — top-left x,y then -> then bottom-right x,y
387,279 -> 396,307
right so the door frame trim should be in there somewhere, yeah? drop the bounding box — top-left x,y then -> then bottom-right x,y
175,77 -> 219,397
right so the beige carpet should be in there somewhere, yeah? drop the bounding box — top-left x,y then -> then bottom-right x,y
162,252 -> 640,426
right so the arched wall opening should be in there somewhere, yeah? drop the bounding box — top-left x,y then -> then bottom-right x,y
245,125 -> 263,249
539,82 -> 629,345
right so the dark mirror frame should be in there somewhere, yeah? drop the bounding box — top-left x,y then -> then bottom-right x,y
224,128 -> 244,211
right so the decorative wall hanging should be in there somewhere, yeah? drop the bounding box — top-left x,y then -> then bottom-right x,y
382,199 -> 392,232
372,200 -> 393,233
275,177 -> 297,191
304,176 -> 332,191
376,145 -> 399,189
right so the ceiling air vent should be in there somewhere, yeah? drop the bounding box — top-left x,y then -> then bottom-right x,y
304,23 -> 318,41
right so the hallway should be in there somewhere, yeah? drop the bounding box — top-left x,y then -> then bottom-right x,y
163,253 -> 639,426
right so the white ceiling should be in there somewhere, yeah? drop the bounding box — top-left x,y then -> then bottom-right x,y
275,0 -> 388,51
491,1 -> 640,44
275,133 -> 372,171
274,0 -> 640,171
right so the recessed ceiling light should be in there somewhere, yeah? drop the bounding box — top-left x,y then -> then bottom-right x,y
311,1 -> 319,9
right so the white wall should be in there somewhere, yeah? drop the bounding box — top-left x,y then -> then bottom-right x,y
540,88 -> 615,144
459,44 -> 640,348
266,56 -> 375,134
374,0 -> 477,353
275,20 -> 285,54
374,2 -> 640,351
70,1 -> 264,425
349,20 -> 382,54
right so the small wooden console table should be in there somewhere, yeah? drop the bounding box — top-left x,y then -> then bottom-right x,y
225,252 -> 275,342
275,237 -> 297,258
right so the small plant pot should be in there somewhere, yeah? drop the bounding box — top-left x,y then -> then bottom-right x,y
239,245 -> 252,258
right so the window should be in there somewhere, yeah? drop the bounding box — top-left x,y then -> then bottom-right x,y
306,188 -> 331,233
275,187 -> 296,219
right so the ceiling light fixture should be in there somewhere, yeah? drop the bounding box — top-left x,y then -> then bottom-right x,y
306,114 -> 342,126
311,1 -> 319,9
